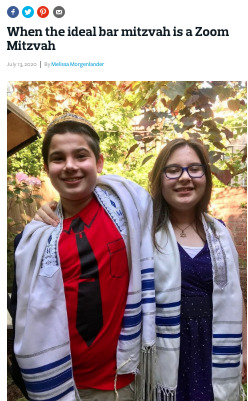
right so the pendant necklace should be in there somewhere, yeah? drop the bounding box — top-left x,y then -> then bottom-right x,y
173,221 -> 195,237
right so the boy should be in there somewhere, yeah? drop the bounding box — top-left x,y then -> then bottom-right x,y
11,113 -> 156,401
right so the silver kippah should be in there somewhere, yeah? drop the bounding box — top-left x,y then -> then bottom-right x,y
47,113 -> 99,141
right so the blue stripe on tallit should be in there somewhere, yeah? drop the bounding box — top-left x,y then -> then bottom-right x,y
212,362 -> 240,368
157,332 -> 180,339
141,268 -> 154,274
142,279 -> 155,291
119,329 -> 142,341
156,315 -> 180,326
125,301 -> 142,309
29,386 -> 74,401
122,312 -> 142,327
213,345 -> 241,355
24,368 -> 72,393
156,301 -> 181,308
213,333 -> 242,339
21,355 -> 71,374
142,297 -> 156,304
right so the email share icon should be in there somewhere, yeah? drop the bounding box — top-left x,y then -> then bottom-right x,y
53,6 -> 65,18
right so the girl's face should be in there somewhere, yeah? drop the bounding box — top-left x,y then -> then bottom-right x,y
161,145 -> 206,215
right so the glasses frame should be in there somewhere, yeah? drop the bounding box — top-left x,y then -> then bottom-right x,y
163,164 -> 206,180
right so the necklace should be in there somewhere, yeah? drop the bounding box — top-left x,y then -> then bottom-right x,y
173,221 -> 195,237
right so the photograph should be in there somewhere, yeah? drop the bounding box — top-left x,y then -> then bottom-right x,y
7,81 -> 247,401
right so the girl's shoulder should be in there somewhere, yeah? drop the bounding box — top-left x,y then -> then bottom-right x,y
217,218 -> 226,226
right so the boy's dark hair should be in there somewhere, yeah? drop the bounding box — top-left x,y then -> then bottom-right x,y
42,114 -> 100,166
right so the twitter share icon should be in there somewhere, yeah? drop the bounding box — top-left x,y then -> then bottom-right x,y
22,6 -> 34,18
7,6 -> 19,18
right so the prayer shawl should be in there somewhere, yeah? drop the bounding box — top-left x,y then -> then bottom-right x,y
154,213 -> 243,401
14,175 -> 156,401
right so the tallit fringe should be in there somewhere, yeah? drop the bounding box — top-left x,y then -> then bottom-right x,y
156,385 -> 177,401
136,345 -> 157,401
240,384 -> 246,401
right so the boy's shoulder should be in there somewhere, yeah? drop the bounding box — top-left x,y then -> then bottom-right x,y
97,174 -> 150,196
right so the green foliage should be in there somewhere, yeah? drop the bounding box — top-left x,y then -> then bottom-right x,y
7,81 -> 247,187
7,138 -> 43,177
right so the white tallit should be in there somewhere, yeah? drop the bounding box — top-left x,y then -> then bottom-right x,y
154,213 -> 243,401
14,175 -> 156,401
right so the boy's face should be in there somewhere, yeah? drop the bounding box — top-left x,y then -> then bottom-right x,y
44,132 -> 104,203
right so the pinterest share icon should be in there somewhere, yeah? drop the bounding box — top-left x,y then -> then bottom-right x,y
37,6 -> 49,18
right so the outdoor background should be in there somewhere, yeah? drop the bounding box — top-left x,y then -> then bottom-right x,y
7,81 -> 247,400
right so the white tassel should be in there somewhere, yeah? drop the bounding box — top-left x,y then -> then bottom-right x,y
156,385 -> 176,401
240,384 -> 246,401
139,345 -> 156,401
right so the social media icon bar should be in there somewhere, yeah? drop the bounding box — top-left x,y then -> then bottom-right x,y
53,6 -> 65,18
7,5 -> 65,18
37,6 -> 49,18
22,6 -> 34,18
7,6 -> 19,18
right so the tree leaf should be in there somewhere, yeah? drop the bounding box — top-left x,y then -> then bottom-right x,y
141,155 -> 154,166
185,94 -> 199,107
242,147 -> 247,163
170,95 -> 182,111
24,198 -> 34,203
198,108 -> 214,119
143,136 -> 155,144
212,141 -> 226,150
199,88 -> 217,102
208,151 -> 223,164
162,82 -> 188,100
188,132 -> 201,140
211,165 -> 232,185
218,87 -> 235,101
180,116 -> 195,127
222,127 -> 233,141
214,117 -> 225,124
125,144 -> 139,158
227,99 -> 240,111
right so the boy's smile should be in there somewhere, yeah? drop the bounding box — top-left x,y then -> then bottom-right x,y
44,132 -> 104,215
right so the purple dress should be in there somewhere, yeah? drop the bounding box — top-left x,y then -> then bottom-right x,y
176,242 -> 214,401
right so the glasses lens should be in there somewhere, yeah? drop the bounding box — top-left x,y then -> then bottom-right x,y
164,166 -> 182,179
188,165 -> 205,177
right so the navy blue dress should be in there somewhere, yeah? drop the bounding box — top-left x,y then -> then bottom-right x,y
176,242 -> 214,401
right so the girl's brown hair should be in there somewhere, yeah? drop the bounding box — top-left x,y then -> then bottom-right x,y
149,138 -> 212,249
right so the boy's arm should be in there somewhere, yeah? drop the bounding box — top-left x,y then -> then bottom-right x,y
34,200 -> 59,226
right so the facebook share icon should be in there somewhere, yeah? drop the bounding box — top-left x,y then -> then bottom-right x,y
7,6 -> 19,18
22,6 -> 34,18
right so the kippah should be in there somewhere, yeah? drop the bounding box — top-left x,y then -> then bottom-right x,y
47,113 -> 99,141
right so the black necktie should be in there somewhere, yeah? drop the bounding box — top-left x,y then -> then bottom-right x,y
64,216 -> 103,346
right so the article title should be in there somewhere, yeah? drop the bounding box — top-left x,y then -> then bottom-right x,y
7,26 -> 230,50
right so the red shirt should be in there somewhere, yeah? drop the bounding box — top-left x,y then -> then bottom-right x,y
58,197 -> 134,389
